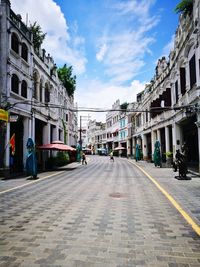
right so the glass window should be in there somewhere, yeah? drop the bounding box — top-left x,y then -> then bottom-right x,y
21,43 -> 28,62
175,80 -> 179,103
11,33 -> 19,54
11,74 -> 19,94
40,80 -> 43,102
189,54 -> 196,89
21,80 -> 27,98
45,84 -> 50,103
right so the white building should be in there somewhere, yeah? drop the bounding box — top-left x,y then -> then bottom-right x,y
132,1 -> 200,172
0,0 -> 78,175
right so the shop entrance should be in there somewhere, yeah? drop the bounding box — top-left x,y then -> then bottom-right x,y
10,116 -> 24,172
181,115 -> 198,170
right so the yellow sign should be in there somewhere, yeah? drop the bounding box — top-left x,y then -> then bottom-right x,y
0,109 -> 8,122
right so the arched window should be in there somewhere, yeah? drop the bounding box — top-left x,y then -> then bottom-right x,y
21,43 -> 28,62
21,80 -> 27,98
33,71 -> 39,99
45,83 -> 50,103
11,33 -> 19,54
11,74 -> 19,94
40,79 -> 43,102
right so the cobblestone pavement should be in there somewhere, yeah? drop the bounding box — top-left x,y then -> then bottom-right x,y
0,156 -> 200,267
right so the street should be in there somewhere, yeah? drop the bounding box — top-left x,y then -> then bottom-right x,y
0,156 -> 200,267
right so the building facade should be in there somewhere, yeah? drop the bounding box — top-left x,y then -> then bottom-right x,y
0,0 -> 78,175
133,1 -> 200,172
85,1 -> 200,173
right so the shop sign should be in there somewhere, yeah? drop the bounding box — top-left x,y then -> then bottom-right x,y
0,109 -> 8,122
9,115 -> 18,122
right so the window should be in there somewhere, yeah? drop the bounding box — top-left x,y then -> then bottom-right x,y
21,80 -> 27,98
33,80 -> 37,99
11,74 -> 19,94
21,43 -> 28,62
189,54 -> 196,89
136,114 -> 141,127
180,67 -> 186,95
45,84 -> 50,103
11,33 -> 19,54
175,80 -> 178,103
146,109 -> 148,123
33,72 -> 38,99
39,80 -> 43,102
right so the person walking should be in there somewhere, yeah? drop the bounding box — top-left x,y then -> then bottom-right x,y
82,153 -> 87,165
110,151 -> 114,162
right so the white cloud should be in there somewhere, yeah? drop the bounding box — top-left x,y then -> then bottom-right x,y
95,0 -> 159,84
10,0 -> 87,74
96,43 -> 108,62
75,78 -> 145,122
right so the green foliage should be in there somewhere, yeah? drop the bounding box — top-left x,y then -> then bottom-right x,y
57,64 -> 76,97
56,151 -> 70,166
174,0 -> 193,16
29,22 -> 46,51
165,151 -> 173,158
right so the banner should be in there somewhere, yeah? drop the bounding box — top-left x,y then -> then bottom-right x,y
0,109 -> 8,122
10,133 -> 15,155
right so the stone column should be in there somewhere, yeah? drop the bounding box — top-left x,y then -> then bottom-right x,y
43,123 -> 50,144
172,122 -> 181,155
31,115 -> 35,141
142,133 -> 147,160
157,129 -> 161,143
165,126 -> 170,153
151,130 -> 157,161
132,137 -> 136,157
23,117 -> 30,168
127,139 -> 131,156
5,121 -> 10,169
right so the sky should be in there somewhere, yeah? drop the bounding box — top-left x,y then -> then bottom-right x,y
10,0 -> 181,123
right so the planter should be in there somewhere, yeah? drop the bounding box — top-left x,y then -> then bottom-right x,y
166,158 -> 173,168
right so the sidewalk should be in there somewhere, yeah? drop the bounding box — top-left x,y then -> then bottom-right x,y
128,159 -> 200,228
0,161 -> 81,193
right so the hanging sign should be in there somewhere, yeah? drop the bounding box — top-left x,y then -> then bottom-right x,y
0,109 -> 8,122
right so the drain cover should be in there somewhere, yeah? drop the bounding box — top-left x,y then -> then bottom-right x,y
109,192 -> 128,198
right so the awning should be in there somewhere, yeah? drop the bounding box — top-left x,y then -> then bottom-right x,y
38,141 -> 76,151
114,146 -> 126,151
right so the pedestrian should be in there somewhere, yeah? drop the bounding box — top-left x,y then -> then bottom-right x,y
110,151 -> 114,162
82,153 -> 87,165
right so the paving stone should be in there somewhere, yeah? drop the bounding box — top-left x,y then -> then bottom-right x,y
0,157 -> 200,266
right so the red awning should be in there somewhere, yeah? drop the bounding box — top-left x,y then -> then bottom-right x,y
38,143 -> 76,151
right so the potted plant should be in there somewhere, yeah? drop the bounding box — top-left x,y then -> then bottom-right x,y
165,151 -> 173,167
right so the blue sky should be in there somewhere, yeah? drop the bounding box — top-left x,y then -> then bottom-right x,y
11,0 -> 180,122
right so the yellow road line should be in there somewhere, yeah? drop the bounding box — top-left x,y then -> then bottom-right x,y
0,171 -> 64,195
131,161 -> 200,236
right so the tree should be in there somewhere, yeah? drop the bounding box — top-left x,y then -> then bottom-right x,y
57,64 -> 76,97
29,22 -> 46,52
174,0 -> 193,16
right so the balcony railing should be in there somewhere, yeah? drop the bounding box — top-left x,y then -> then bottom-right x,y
10,10 -> 32,42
